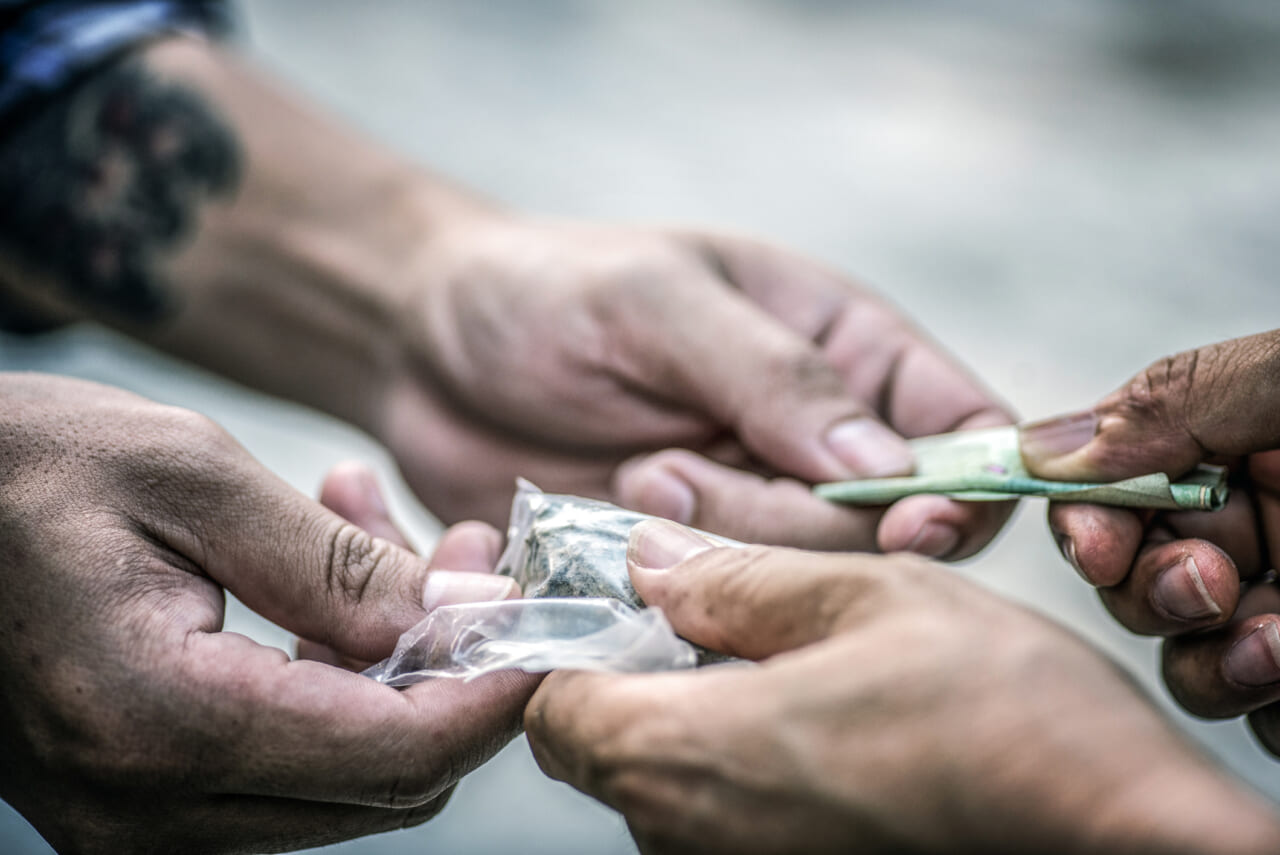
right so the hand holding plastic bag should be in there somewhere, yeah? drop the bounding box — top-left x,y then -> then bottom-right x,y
366,481 -> 735,685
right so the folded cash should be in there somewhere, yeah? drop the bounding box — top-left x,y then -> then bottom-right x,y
814,426 -> 1228,511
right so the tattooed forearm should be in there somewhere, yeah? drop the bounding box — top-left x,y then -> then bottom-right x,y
0,56 -> 242,321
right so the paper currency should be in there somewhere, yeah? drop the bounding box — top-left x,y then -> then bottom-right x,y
814,426 -> 1228,511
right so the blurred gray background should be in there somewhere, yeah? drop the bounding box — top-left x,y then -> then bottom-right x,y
3,1 -> 1279,852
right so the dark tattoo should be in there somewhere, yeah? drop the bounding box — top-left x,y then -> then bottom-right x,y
0,57 -> 241,321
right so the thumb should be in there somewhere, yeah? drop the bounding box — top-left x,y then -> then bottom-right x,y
185,457 -> 514,663
625,518 -> 894,660
1020,331 -> 1280,482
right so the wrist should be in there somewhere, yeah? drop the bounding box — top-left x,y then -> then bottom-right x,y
116,37 -> 502,432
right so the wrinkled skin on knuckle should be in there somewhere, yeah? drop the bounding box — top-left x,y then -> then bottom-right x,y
322,520 -> 397,611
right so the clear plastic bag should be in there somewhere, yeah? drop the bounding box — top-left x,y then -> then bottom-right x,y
365,481 -> 736,685
363,597 -> 696,685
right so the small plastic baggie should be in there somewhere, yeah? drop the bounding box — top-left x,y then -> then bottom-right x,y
365,480 -> 738,686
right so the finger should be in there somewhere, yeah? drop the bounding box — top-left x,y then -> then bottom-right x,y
425,520 -> 504,575
1020,330 -> 1280,481
176,629 -> 539,805
1247,703 -> 1280,760
604,264 -> 914,482
318,461 -> 413,548
1154,491 -> 1268,579
616,448 -> 1011,559
295,519 -> 510,671
624,519 -> 907,659
1048,503 -> 1146,586
1162,614 -> 1280,719
1095,539 -> 1238,635
703,234 -> 1014,438
150,430 -> 515,662
1253,450 -> 1280,566
525,666 -> 739,809
525,670 -> 663,799
876,493 -> 1014,561
613,448 -> 882,550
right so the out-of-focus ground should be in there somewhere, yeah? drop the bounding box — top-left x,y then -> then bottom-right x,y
3,1 -> 1279,852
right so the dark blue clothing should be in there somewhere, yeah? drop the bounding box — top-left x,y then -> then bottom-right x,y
0,0 -> 229,125
0,1 -> 229,332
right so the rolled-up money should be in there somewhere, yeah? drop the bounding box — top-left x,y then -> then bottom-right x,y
814,426 -> 1227,511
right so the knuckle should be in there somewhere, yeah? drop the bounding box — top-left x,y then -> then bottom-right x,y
149,406 -> 237,454
1121,348 -> 1209,434
584,243 -> 698,326
324,521 -> 394,606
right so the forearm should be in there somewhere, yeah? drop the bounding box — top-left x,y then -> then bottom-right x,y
0,35 -> 488,431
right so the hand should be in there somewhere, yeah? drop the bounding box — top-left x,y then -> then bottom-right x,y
1020,330 -> 1280,753
379,212 -> 1012,557
0,374 -> 535,854
525,521 -> 1280,855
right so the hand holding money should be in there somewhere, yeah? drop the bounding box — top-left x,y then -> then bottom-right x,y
1022,330 -> 1280,758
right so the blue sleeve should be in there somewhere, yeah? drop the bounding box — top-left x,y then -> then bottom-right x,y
0,0 -> 231,124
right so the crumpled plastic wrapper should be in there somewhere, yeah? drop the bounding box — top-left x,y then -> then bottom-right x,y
365,480 -> 738,685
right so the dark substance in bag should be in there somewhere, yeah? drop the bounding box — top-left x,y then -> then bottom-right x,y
495,479 -> 740,664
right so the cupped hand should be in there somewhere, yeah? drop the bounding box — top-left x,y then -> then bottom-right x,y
0,374 -> 536,854
524,520 -> 1280,855
1020,330 -> 1280,753
378,213 -> 1012,558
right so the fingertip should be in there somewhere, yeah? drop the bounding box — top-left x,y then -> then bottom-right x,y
421,570 -> 519,611
1223,619 -> 1280,690
1247,704 -> 1280,759
905,522 -> 961,560
319,461 -> 409,548
878,494 -> 1008,561
627,519 -> 718,572
615,458 -> 696,525
319,461 -> 387,520
824,417 -> 914,479
430,521 -> 505,574
1149,551 -> 1233,625
1048,504 -> 1143,588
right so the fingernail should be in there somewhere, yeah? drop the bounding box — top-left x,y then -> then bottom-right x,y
631,468 -> 695,525
906,522 -> 960,559
628,519 -> 716,572
1055,533 -> 1086,581
1225,623 -> 1280,687
1151,556 -> 1220,621
1019,410 -> 1098,462
824,418 -> 914,479
422,570 -> 518,611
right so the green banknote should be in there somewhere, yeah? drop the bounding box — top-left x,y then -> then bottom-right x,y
814,426 -> 1228,511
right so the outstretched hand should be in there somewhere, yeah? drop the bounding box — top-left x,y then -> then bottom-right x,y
382,215 -> 1013,557
0,374 -> 535,854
